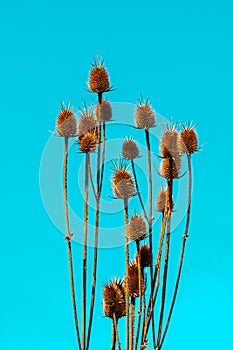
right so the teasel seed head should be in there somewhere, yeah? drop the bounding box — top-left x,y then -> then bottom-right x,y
103,278 -> 126,319
126,261 -> 145,297
135,102 -> 155,130
79,132 -> 96,153
56,106 -> 77,138
136,244 -> 152,268
160,157 -> 181,179
95,99 -> 112,121
78,113 -> 96,138
112,162 -> 134,199
128,214 -> 146,241
122,138 -> 139,160
160,124 -> 180,158
89,56 -> 110,93
180,125 -> 198,154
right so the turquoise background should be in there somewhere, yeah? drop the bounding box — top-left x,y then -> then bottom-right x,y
0,0 -> 232,349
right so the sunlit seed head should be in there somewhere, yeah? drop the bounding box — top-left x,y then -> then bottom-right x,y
103,278 -> 126,319
126,261 -> 145,297
95,99 -> 112,121
160,157 -> 181,179
135,103 -> 155,129
128,215 -> 146,241
160,125 -> 180,158
122,138 -> 139,160
56,108 -> 77,138
78,114 -> 96,138
112,167 -> 134,199
136,244 -> 152,268
180,126 -> 198,154
79,132 -> 96,153
89,65 -> 110,93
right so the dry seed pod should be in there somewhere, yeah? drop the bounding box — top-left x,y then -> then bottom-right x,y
95,99 -> 112,121
160,127 -> 180,158
180,126 -> 198,154
122,139 -> 139,160
79,132 -> 96,153
56,108 -> 77,138
78,114 -> 96,138
135,103 -> 155,129
156,188 -> 174,212
126,261 -> 145,297
89,65 -> 110,93
128,215 -> 146,241
136,244 -> 152,268
112,168 -> 134,199
160,157 -> 181,179
103,278 -> 126,319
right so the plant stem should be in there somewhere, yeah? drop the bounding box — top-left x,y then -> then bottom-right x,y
160,154 -> 192,349
63,137 -> 82,350
135,241 -> 142,350
82,153 -> 89,350
113,313 -> 122,350
124,198 -> 130,350
100,121 -> 106,194
131,160 -> 148,222
112,318 -> 117,350
130,297 -> 135,350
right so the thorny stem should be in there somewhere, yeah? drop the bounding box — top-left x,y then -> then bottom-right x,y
160,154 -> 192,349
63,137 -> 82,350
157,175 -> 173,346
82,153 -> 89,350
135,241 -> 143,350
145,129 -> 156,347
130,297 -> 135,350
113,313 -> 122,350
131,160 -> 149,222
124,198 -> 130,350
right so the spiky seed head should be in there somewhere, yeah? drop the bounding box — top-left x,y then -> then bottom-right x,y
103,278 -> 126,319
180,127 -> 198,154
56,108 -> 77,138
89,65 -> 110,93
122,139 -> 139,160
128,215 -> 146,241
79,132 -> 96,153
160,157 -> 181,179
126,261 -> 145,297
78,114 -> 96,138
135,104 -> 155,129
156,188 -> 174,212
160,127 -> 180,158
112,169 -> 134,199
95,99 -> 112,121
136,244 -> 152,268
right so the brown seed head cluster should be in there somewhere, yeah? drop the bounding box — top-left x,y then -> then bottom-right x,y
95,99 -> 112,121
103,278 -> 126,319
78,114 -> 96,138
156,188 -> 174,212
79,132 -> 96,153
160,127 -> 180,158
161,157 -> 181,179
112,169 -> 134,199
128,215 -> 146,241
122,139 -> 139,160
135,104 -> 155,129
56,108 -> 77,138
136,244 -> 152,268
89,65 -> 110,93
180,127 -> 198,154
126,261 -> 145,297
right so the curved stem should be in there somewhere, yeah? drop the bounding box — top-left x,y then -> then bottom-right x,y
131,160 -> 148,222
82,153 -> 89,350
160,154 -> 192,349
63,137 -> 82,350
124,198 -> 130,350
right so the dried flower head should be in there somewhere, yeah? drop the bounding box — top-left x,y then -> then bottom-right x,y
135,95 -> 155,129
56,105 -> 77,138
160,157 -> 181,179
112,161 -> 134,199
136,244 -> 152,268
79,132 -> 96,153
126,261 -> 145,297
78,110 -> 96,138
103,278 -> 126,319
89,56 -> 110,93
128,215 -> 146,241
122,138 -> 139,160
156,188 -> 174,212
95,99 -> 112,121
180,124 -> 198,154
160,124 -> 180,158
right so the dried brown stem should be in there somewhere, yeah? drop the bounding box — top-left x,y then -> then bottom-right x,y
159,154 -> 192,349
113,313 -> 122,350
124,198 -> 130,350
112,318 -> 117,350
63,137 -> 82,350
135,241 -> 143,350
130,297 -> 135,350
99,121 -> 106,194
131,160 -> 148,222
